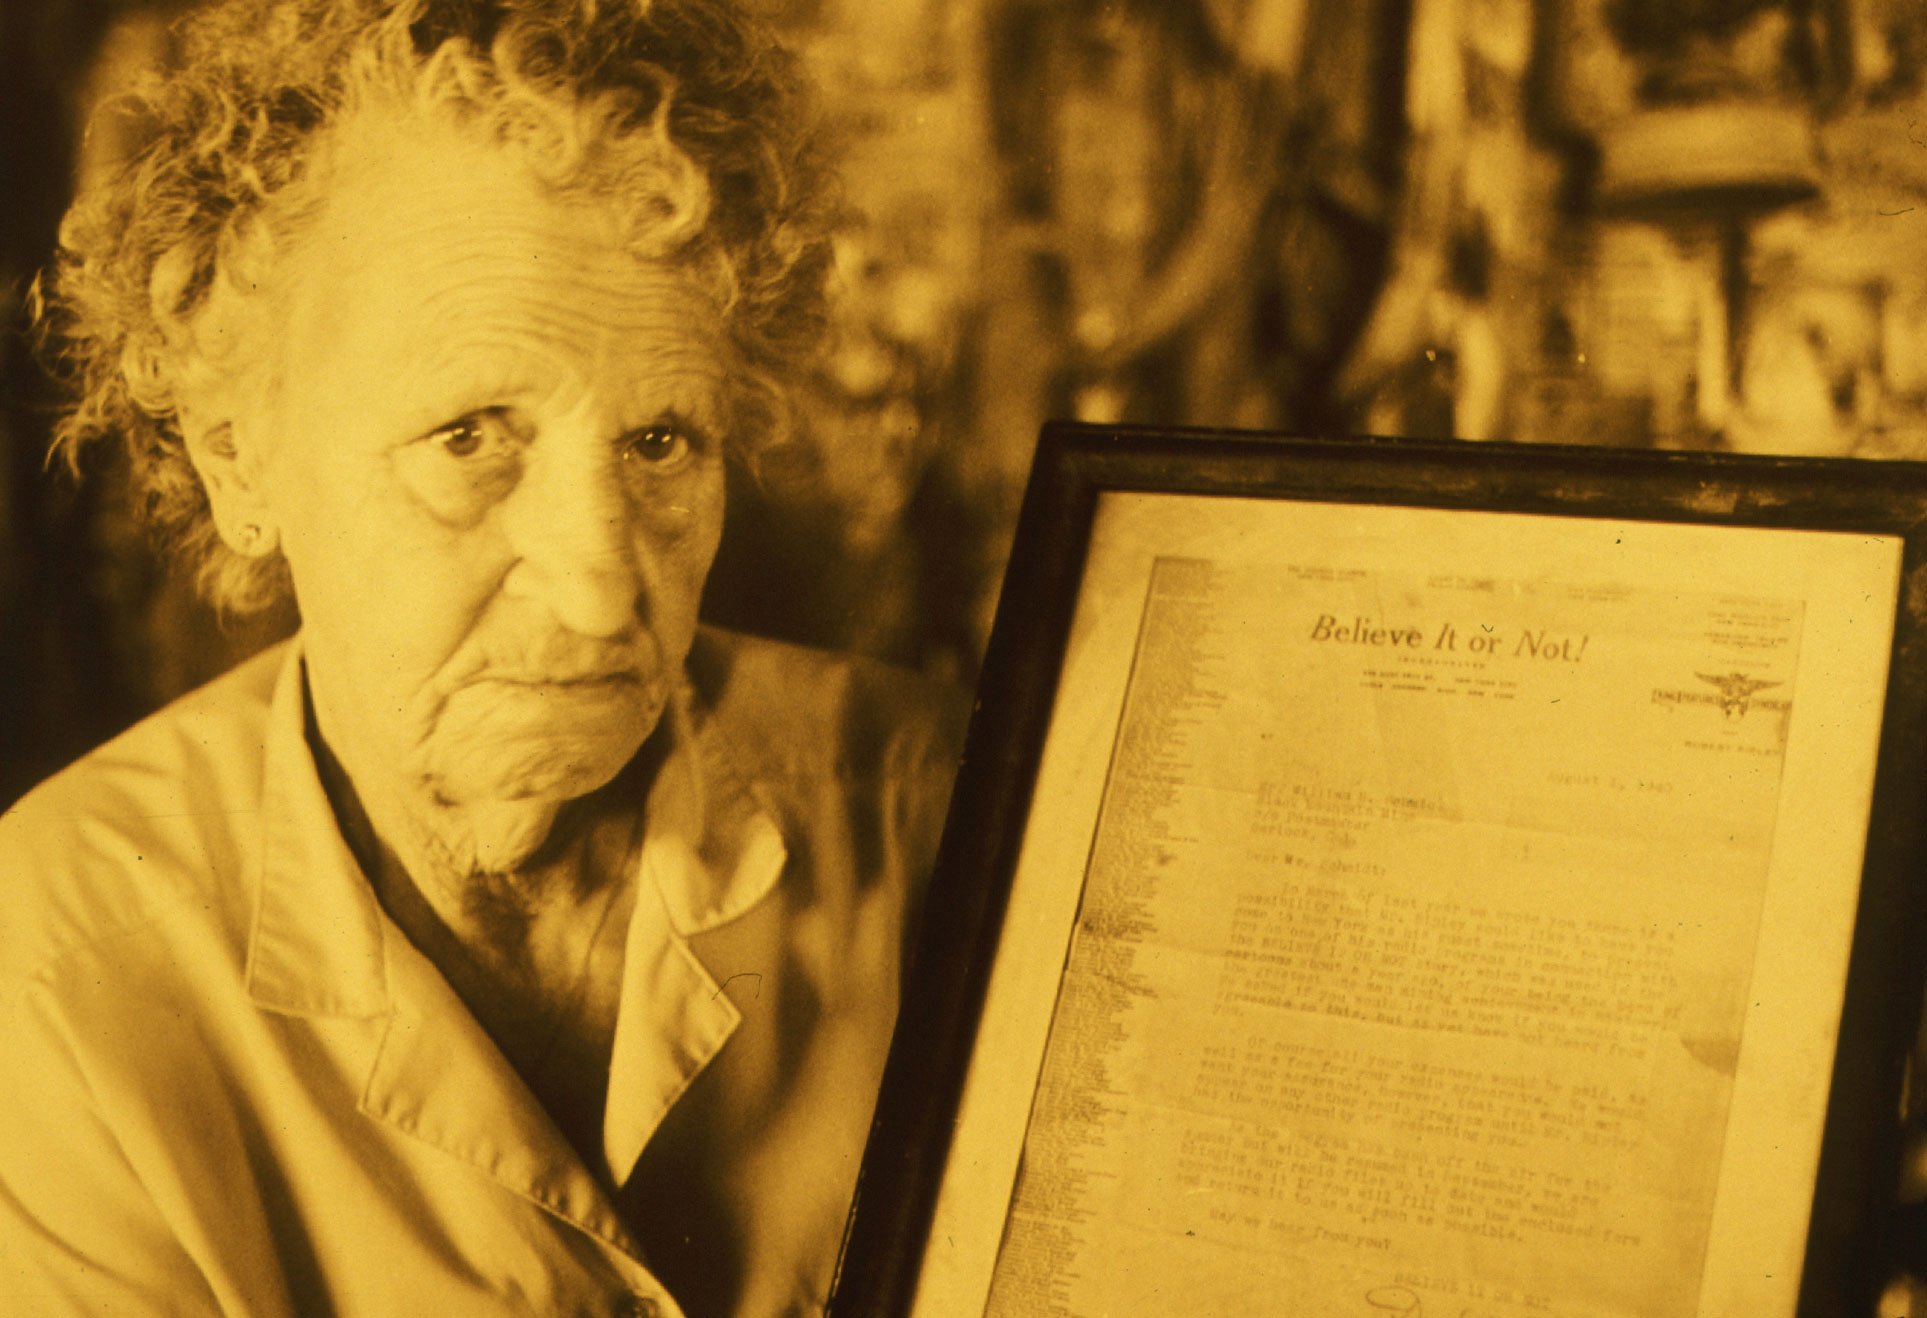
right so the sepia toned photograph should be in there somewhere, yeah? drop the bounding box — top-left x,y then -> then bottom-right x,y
7,1 -> 1927,1315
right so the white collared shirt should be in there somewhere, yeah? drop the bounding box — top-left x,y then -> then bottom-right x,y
0,631 -> 961,1316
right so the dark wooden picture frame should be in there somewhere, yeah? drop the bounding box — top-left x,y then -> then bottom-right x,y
831,422 -> 1927,1317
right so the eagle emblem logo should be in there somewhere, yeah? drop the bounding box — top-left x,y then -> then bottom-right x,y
1695,672 -> 1781,721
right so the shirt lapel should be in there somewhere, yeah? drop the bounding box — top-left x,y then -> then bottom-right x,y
359,923 -> 646,1257
602,683 -> 788,1188
242,643 -> 649,1260
244,645 -> 390,1020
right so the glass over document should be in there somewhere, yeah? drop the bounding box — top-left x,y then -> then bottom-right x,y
911,493 -> 1901,1317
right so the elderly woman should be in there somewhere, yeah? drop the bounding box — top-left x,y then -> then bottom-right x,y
0,0 -> 960,1313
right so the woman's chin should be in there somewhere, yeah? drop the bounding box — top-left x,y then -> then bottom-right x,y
433,727 -> 650,808
423,678 -> 662,807
412,731 -> 646,877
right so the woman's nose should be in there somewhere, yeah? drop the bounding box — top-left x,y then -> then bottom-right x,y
499,444 -> 645,638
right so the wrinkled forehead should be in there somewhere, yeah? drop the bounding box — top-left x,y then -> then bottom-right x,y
257,101 -> 728,422
299,92 -> 702,274
298,105 -> 614,284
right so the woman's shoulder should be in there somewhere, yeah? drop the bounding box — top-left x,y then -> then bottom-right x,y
0,643 -> 287,993
3,641 -> 287,841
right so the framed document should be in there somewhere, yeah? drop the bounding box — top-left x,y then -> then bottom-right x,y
832,425 -> 1927,1318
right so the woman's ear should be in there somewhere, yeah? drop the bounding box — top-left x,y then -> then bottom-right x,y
181,415 -> 280,558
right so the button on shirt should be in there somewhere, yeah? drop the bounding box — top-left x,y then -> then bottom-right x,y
0,629 -> 961,1316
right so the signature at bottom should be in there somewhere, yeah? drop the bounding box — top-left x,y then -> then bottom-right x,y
1365,1287 -> 1508,1318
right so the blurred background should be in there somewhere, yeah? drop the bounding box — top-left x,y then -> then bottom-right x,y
7,0 -> 1927,1306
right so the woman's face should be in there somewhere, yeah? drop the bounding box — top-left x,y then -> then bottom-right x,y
243,109 -> 729,825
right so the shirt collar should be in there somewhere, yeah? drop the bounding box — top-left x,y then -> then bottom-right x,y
637,677 -> 790,937
245,641 -> 392,1019
235,639 -> 790,1264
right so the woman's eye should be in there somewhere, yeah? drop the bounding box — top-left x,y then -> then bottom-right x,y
622,424 -> 695,467
437,421 -> 484,457
399,409 -> 522,525
427,413 -> 504,459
